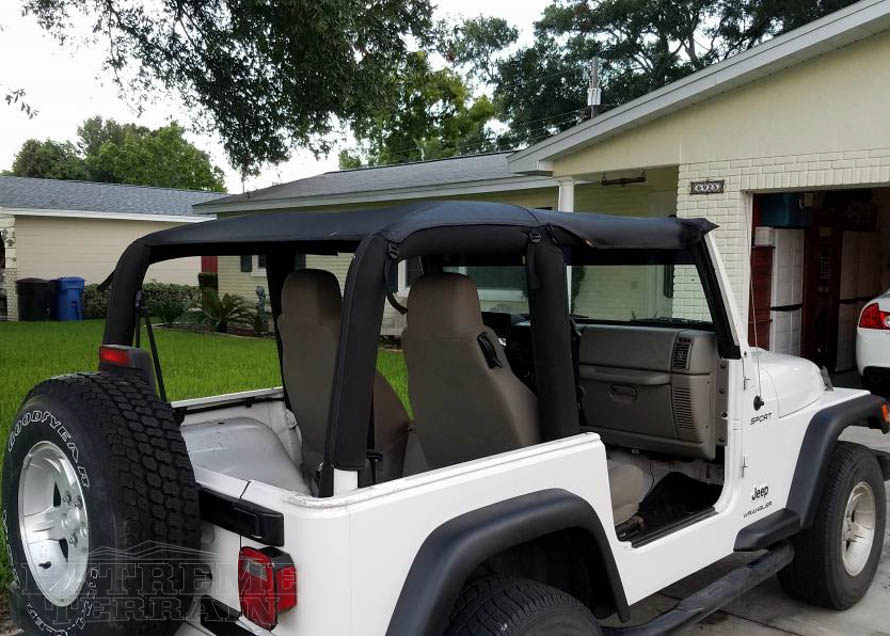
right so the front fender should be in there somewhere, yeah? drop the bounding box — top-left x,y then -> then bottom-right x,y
736,393 -> 888,551
384,488 -> 627,636
788,393 -> 888,528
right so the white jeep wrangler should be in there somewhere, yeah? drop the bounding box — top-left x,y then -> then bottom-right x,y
4,201 -> 890,636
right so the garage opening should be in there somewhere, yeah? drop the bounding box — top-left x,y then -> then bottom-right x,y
749,188 -> 890,381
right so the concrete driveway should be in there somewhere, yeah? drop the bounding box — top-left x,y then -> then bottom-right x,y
613,425 -> 890,635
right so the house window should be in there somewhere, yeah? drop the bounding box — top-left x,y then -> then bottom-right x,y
464,266 -> 527,302
240,253 -> 305,277
390,259 -> 526,307
251,254 -> 267,277
395,257 -> 424,295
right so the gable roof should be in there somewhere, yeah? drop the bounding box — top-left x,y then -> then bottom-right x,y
0,176 -> 227,218
509,0 -> 890,174
195,152 -> 555,214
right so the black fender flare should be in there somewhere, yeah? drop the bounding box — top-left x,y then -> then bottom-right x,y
384,488 -> 628,636
735,393 -> 888,551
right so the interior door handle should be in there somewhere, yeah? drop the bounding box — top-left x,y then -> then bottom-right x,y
610,384 -> 637,401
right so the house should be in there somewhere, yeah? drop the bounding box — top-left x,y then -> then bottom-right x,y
196,0 -> 890,371
0,176 -> 225,320
194,152 -> 679,333
508,0 -> 890,372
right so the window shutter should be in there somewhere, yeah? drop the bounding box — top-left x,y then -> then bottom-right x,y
240,255 -> 252,272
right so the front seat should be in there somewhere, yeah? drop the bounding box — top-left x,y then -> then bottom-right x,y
402,272 -> 647,525
278,269 -> 410,485
401,273 -> 540,469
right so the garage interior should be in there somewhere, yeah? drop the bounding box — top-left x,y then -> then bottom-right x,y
749,188 -> 890,379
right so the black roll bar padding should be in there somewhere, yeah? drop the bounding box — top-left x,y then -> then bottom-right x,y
104,240 -> 152,346
321,235 -> 389,494
526,230 -> 580,441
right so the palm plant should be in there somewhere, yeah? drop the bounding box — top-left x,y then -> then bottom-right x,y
147,298 -> 187,327
187,289 -> 256,333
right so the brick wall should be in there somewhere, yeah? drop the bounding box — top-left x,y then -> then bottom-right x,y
674,149 -> 890,327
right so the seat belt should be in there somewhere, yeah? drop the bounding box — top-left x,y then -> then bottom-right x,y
384,243 -> 407,315
477,332 -> 503,369
366,393 -> 382,485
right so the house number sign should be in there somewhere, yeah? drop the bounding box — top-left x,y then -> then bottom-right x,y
689,179 -> 725,195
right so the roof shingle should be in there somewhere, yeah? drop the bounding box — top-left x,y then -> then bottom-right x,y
0,176 -> 227,216
201,152 -> 522,207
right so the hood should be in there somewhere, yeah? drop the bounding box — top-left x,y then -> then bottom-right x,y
751,350 -> 826,418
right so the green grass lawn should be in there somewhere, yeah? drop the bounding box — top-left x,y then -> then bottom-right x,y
0,320 -> 409,433
0,319 -> 409,588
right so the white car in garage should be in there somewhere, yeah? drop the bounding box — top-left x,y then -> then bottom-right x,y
857,290 -> 890,394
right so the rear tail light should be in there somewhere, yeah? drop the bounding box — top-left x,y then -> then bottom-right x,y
99,345 -> 136,366
238,547 -> 297,629
859,303 -> 890,330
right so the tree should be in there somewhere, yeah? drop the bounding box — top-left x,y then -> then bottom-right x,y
7,117 -> 226,191
77,117 -> 148,159
21,0 -> 432,177
447,0 -> 861,146
88,122 -> 226,191
436,16 -> 519,85
340,51 -> 496,167
10,139 -> 89,180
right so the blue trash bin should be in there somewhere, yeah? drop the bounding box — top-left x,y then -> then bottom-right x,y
55,277 -> 85,321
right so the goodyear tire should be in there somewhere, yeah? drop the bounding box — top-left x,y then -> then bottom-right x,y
2,372 -> 201,636
778,441 -> 886,609
444,576 -> 603,636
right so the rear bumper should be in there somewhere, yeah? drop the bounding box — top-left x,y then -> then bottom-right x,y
856,328 -> 890,374
197,597 -> 256,636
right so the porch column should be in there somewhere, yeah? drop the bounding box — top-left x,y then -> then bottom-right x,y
557,177 -> 575,212
557,178 -> 576,311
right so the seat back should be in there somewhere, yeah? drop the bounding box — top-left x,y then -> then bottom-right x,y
401,273 -> 539,469
278,269 -> 410,483
278,270 -> 343,481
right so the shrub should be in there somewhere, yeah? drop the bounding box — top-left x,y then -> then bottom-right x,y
142,281 -> 200,311
82,284 -> 112,319
198,271 -> 218,291
186,289 -> 255,333
147,298 -> 187,327
81,281 -> 199,321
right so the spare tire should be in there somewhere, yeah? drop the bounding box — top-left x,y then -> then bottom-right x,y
2,372 -> 201,636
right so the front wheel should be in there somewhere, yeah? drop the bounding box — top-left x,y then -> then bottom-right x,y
778,441 -> 886,609
444,575 -> 602,636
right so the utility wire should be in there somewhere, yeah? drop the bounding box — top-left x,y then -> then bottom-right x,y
363,109 -> 584,164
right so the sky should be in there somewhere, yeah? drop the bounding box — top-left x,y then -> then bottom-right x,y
0,1 -> 551,194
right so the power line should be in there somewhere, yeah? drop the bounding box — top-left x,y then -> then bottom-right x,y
362,108 -> 585,164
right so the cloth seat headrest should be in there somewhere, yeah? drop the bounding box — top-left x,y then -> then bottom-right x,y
280,269 -> 341,326
407,273 -> 482,336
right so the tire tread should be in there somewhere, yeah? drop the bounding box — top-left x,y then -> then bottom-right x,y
445,575 -> 600,636
15,371 -> 201,636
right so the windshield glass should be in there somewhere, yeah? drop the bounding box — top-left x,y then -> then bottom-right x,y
572,263 -> 712,326
443,265 -> 529,313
